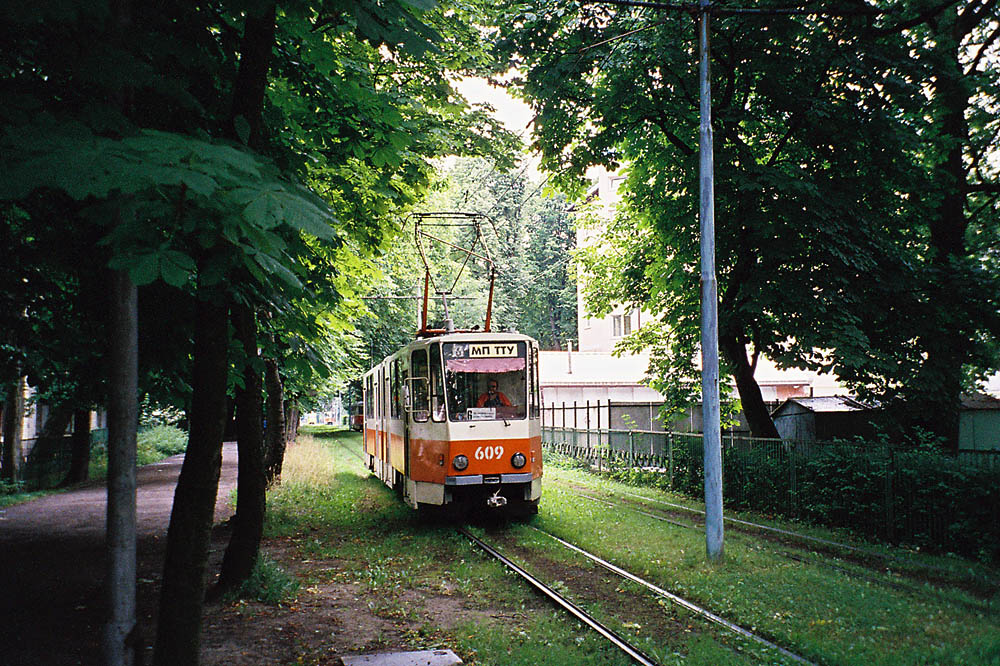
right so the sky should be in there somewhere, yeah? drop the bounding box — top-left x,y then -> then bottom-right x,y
453,76 -> 543,181
454,76 -> 534,136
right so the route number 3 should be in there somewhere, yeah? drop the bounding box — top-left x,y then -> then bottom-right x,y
474,445 -> 504,461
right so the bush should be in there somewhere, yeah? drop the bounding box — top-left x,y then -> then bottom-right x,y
228,553 -> 299,604
136,425 -> 188,465
547,433 -> 1000,562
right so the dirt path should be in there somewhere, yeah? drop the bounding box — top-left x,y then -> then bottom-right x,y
0,443 -> 238,666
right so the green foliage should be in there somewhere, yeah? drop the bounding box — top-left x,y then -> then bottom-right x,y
0,0 -> 525,424
497,0 -> 1000,440
139,397 -> 184,428
137,425 -> 188,461
227,553 -> 300,605
573,435 -> 1000,562
359,156 -> 577,355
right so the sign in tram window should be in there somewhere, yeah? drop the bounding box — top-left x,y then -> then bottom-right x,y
443,342 -> 527,422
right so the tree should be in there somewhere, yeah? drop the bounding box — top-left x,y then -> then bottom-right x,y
497,0 -> 999,439
3,1 -> 520,662
410,157 -> 578,347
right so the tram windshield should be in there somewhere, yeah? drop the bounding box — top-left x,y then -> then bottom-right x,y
442,341 -> 527,421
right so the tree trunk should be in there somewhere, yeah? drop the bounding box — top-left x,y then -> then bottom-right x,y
62,408 -> 93,486
2,376 -> 26,483
284,402 -> 298,444
212,0 -> 276,594
105,269 -> 138,666
719,333 -> 780,439
215,303 -> 266,596
153,294 -> 229,666
263,359 -> 285,485
916,8 -> 972,451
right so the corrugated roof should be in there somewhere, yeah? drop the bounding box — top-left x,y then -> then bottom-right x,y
961,394 -> 1000,410
776,396 -> 871,413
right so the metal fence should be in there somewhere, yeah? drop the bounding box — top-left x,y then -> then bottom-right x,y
543,425 -> 1000,558
5,429 -> 108,491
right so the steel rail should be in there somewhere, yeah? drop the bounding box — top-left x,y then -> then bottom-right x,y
528,526 -> 817,666
613,489 -> 968,578
573,489 -> 998,616
457,528 -> 662,666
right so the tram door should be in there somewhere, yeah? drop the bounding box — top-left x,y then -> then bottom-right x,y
380,365 -> 388,481
402,362 -> 410,479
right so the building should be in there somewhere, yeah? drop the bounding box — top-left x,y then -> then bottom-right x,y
771,396 -> 874,442
958,394 -> 1000,452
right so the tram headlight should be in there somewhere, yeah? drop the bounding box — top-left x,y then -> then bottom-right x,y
511,452 -> 527,469
452,454 -> 469,471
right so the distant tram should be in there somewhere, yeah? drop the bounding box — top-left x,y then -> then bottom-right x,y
362,332 -> 542,515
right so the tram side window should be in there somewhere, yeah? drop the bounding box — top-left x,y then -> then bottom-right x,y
429,343 -> 445,422
529,345 -> 539,419
365,376 -> 373,419
410,349 -> 429,422
391,360 -> 401,419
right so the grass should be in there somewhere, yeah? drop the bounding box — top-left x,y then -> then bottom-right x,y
298,424 -> 349,436
0,481 -> 52,508
227,552 -> 300,605
537,463 -> 1000,666
265,433 -> 1000,665
88,424 -> 189,480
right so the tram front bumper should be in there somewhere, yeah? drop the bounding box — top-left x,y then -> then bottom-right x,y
445,473 -> 534,485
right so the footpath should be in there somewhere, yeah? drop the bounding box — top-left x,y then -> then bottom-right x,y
0,443 -> 238,665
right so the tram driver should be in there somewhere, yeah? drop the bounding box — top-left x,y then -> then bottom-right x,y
476,377 -> 512,408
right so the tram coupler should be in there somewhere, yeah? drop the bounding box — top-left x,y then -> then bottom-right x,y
486,491 -> 508,508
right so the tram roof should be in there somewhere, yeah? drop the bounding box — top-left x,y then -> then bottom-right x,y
362,331 -> 538,376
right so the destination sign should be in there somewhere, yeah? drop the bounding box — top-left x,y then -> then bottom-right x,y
443,342 -> 525,360
468,343 -> 518,358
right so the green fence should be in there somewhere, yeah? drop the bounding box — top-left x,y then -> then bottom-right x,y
13,429 -> 108,491
543,426 -> 1000,560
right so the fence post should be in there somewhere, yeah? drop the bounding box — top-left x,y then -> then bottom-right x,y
586,400 -> 591,458
788,441 -> 798,518
885,447 -> 895,543
629,430 -> 635,468
573,400 -> 578,452
598,422 -> 603,473
596,400 -> 602,466
668,432 -> 674,489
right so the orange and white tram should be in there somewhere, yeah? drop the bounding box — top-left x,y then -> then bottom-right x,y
362,331 -> 542,515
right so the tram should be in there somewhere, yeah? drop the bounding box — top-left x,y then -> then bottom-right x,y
362,331 -> 542,514
361,212 -> 542,515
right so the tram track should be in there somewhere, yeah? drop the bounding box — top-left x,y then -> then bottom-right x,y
337,435 -> 995,615
460,526 -> 818,666
563,484 -> 999,613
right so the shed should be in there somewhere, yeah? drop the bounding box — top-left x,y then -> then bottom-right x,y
771,396 -> 873,443
959,394 -> 1000,452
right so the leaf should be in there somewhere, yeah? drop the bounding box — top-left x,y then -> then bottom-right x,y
160,250 -> 195,287
129,252 -> 161,286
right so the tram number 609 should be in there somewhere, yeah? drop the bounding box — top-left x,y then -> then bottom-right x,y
474,445 -> 505,461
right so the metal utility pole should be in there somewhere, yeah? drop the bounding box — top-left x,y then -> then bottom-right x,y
580,0 -> 740,561
698,0 -> 724,562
